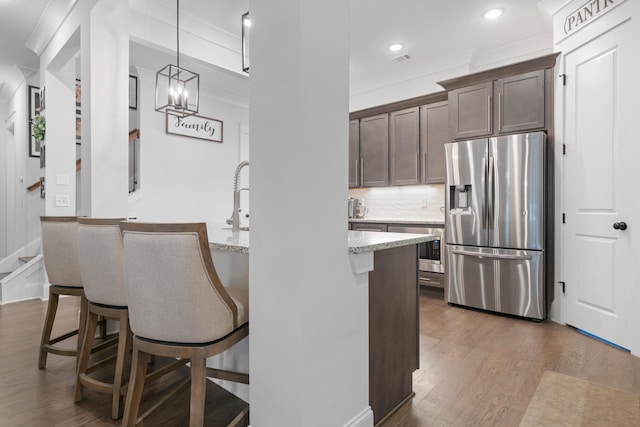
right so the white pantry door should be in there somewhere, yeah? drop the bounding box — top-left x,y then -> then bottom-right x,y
563,19 -> 639,352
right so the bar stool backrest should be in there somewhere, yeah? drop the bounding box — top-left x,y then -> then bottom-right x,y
40,216 -> 83,288
77,218 -> 127,307
120,222 -> 239,344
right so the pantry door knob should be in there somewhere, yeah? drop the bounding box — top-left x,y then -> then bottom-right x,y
613,222 -> 628,231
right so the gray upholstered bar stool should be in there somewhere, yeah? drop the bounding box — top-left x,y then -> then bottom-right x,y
38,216 -> 88,368
74,218 -> 130,419
120,222 -> 249,427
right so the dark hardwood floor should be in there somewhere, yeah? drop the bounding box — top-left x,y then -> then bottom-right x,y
382,287 -> 640,426
0,296 -> 248,426
1,289 -> 639,426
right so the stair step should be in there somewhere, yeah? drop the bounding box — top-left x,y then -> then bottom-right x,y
18,256 -> 35,264
0,272 -> 11,280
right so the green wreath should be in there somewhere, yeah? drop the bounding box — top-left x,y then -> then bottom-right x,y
32,115 -> 46,141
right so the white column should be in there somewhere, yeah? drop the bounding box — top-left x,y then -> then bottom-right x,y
43,65 -> 76,216
0,101 -> 8,258
84,0 -> 129,217
250,1 -> 372,426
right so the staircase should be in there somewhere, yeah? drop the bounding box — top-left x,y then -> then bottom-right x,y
0,257 -> 33,282
0,240 -> 45,305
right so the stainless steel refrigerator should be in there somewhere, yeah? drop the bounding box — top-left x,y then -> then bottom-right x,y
444,132 -> 546,320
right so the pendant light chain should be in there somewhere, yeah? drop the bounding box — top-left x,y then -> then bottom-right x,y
176,0 -> 180,69
154,0 -> 199,117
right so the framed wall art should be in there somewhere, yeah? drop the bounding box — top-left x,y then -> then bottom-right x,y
28,85 -> 41,157
165,113 -> 223,143
76,79 -> 81,144
129,75 -> 138,110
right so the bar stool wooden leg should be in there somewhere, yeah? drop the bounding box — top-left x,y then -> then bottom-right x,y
74,310 -> 98,403
122,343 -> 150,427
190,349 -> 206,427
38,287 -> 60,369
76,295 -> 89,367
99,315 -> 108,339
112,313 -> 132,419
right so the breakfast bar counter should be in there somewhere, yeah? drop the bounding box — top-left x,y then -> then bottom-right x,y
207,226 -> 434,255
207,226 -> 436,424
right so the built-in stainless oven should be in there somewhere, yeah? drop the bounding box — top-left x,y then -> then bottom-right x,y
387,225 -> 444,274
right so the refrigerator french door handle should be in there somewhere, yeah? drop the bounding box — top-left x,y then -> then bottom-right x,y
488,157 -> 495,228
451,249 -> 532,261
482,158 -> 487,228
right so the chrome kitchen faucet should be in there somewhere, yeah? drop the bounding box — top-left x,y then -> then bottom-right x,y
227,161 -> 249,233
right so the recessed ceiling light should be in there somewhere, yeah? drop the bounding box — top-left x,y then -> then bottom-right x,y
388,43 -> 404,52
483,8 -> 504,20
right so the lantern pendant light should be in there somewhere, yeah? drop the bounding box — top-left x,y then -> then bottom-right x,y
155,0 -> 199,117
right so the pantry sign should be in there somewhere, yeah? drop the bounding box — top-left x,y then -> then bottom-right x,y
165,113 -> 223,143
563,0 -> 624,36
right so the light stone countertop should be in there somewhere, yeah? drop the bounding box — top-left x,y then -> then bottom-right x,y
346,231 -> 436,254
349,217 -> 445,225
207,227 -> 250,254
207,226 -> 435,255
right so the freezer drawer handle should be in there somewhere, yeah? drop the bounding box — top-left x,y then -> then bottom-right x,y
451,249 -> 532,261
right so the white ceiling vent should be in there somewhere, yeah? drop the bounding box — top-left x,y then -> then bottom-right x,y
391,54 -> 411,63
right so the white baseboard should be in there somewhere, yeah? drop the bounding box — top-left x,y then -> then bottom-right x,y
0,238 -> 41,272
344,407 -> 374,427
0,255 -> 45,305
247,407 -> 374,427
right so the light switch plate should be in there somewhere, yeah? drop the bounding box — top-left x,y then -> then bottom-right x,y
56,174 -> 69,186
55,195 -> 70,207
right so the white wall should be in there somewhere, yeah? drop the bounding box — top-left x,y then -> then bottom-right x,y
43,64 -> 77,216
0,73 -> 44,262
87,0 -> 129,217
250,0 -> 371,425
349,36 -> 553,112
127,67 -> 249,224
128,0 -> 244,76
0,101 -> 7,259
38,0 -> 99,217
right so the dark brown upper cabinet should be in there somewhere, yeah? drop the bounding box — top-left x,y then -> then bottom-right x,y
439,53 -> 559,141
494,70 -> 545,134
359,114 -> 389,187
349,120 -> 360,188
448,81 -> 493,140
349,91 -> 448,188
420,100 -> 449,184
390,107 -> 420,186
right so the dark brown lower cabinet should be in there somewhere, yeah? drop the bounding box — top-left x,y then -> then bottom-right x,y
351,222 -> 388,232
369,244 -> 419,425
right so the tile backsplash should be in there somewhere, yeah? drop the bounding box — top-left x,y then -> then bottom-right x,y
349,184 -> 445,221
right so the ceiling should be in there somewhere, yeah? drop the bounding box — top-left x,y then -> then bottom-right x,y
0,0 -> 555,100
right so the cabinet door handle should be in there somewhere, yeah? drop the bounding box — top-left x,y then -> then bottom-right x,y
360,158 -> 364,185
422,152 -> 427,183
487,95 -> 492,132
498,93 -> 502,131
355,159 -> 359,186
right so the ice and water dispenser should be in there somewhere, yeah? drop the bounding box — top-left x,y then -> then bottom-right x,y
449,185 -> 472,211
